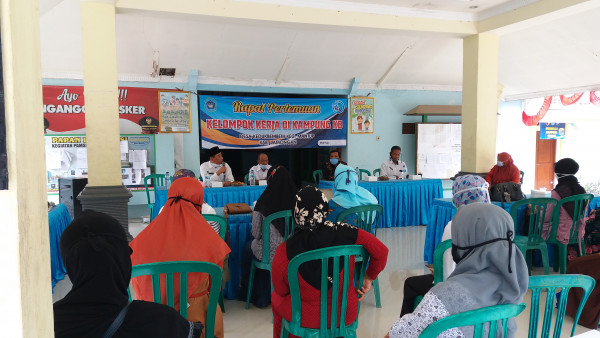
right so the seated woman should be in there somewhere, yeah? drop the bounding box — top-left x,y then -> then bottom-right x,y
485,152 -> 521,186
387,203 -> 528,338
130,177 -> 230,338
271,186 -> 389,338
400,175 -> 490,316
543,158 -> 587,247
53,211 -> 203,338
326,164 -> 378,226
566,253 -> 600,328
239,165 -> 298,308
171,168 -> 220,233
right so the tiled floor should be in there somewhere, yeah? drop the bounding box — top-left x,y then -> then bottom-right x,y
52,222 -> 596,337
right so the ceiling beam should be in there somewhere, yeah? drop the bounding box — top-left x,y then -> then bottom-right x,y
115,0 -> 477,36
377,45 -> 413,88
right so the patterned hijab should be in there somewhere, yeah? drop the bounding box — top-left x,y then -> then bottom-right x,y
331,164 -> 378,208
452,175 -> 490,208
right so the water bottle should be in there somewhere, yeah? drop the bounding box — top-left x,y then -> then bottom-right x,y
249,169 -> 255,186
204,173 -> 211,188
165,171 -> 171,188
400,169 -> 407,180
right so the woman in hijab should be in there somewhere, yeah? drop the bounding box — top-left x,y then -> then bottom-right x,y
326,164 -> 378,226
53,210 -> 202,338
271,186 -> 388,338
400,175 -> 490,316
387,203 -> 528,338
485,152 -> 521,185
543,158 -> 587,246
240,165 -> 298,308
130,177 -> 230,337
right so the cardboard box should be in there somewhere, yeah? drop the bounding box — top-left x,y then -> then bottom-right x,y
258,180 -> 267,186
366,176 -> 378,182
408,175 -> 422,180
212,182 -> 223,188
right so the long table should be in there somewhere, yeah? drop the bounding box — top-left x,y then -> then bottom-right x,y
319,179 -> 443,228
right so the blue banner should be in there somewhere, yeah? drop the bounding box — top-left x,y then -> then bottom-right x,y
199,95 -> 347,149
540,122 -> 566,139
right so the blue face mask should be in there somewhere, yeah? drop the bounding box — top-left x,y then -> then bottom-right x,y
330,158 -> 339,165
259,164 -> 269,170
497,161 -> 504,167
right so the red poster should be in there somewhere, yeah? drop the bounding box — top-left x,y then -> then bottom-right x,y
43,86 -> 162,134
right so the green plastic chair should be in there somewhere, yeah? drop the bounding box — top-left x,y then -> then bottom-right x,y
129,261 -> 223,338
509,198 -> 557,275
373,168 -> 381,177
281,245 -> 369,338
244,173 -> 249,185
246,209 -> 294,309
336,204 -> 383,308
419,303 -> 526,338
203,214 -> 228,312
144,173 -> 165,222
313,169 -> 323,185
358,169 -> 371,180
414,239 -> 452,308
527,274 -> 596,338
547,193 -> 594,273
520,170 -> 525,184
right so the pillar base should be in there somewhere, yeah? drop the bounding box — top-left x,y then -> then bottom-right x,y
77,184 -> 133,241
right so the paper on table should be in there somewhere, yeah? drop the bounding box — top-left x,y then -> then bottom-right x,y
46,150 -> 62,169
133,150 -> 147,162
120,140 -> 129,153
132,161 -> 146,170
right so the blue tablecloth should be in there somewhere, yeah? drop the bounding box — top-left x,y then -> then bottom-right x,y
319,179 -> 443,227
217,208 -> 253,300
49,204 -> 71,289
152,184 -> 267,219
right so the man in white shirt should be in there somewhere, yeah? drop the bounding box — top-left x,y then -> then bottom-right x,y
380,145 -> 408,179
248,153 -> 271,183
199,146 -> 234,186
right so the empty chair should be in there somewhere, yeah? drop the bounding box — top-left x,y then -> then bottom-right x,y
312,169 -> 322,185
372,168 -> 381,177
144,173 -> 166,221
203,214 -> 228,312
358,168 -> 371,180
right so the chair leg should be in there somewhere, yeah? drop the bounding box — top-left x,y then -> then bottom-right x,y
245,262 -> 256,309
219,290 -> 225,313
558,245 -> 567,274
540,246 -> 550,275
525,249 -> 533,275
552,245 -> 559,272
149,205 -> 154,222
373,277 -> 381,308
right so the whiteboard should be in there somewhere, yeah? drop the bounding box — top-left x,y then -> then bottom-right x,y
416,123 -> 461,179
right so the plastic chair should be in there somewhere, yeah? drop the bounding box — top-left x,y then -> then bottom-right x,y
420,303 -> 526,338
509,198 -> 557,275
281,245 -> 369,338
520,170 -> 525,184
358,169 -> 371,180
547,193 -> 594,273
527,274 -> 596,338
144,174 -> 165,222
203,214 -> 228,312
313,169 -> 323,185
336,204 -> 383,308
129,261 -> 223,338
373,168 -> 381,177
244,173 -> 249,185
246,209 -> 294,309
414,239 -> 452,308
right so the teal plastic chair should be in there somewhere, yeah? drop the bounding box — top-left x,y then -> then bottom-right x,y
313,169 -> 323,185
246,209 -> 294,309
144,173 -> 165,222
358,169 -> 371,180
414,239 -> 452,308
129,261 -> 223,338
244,173 -> 249,185
527,274 -> 596,338
203,214 -> 228,313
547,193 -> 594,273
520,170 -> 525,184
372,168 -> 381,177
509,198 -> 557,275
281,245 -> 369,338
419,303 -> 526,338
336,204 -> 383,308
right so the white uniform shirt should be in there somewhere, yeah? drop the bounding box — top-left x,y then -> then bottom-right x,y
380,158 -> 408,178
248,164 -> 271,181
199,161 -> 234,183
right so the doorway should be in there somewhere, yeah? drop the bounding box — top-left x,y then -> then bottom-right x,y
534,131 -> 556,190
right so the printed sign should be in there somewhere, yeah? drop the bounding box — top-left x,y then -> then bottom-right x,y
350,97 -> 374,134
199,95 -> 347,149
159,91 -> 191,133
540,122 -> 566,139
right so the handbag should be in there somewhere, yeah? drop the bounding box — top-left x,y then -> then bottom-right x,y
490,182 -> 525,206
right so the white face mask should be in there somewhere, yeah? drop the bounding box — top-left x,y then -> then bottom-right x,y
497,161 -> 504,167
556,173 -> 574,179
210,162 -> 222,169
452,185 -> 491,208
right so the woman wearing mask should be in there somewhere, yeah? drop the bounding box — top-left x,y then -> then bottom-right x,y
485,152 -> 521,186
321,149 -> 347,181
326,164 -> 378,227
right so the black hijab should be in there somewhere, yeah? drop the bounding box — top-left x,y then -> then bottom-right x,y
254,165 -> 298,236
53,211 -> 198,338
554,158 -> 586,219
286,186 -> 359,289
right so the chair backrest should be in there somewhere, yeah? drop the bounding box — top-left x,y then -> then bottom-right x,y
144,174 -> 165,204
358,169 -> 371,180
286,245 -> 369,337
520,170 -> 524,184
130,261 -> 223,338
244,173 -> 249,185
550,193 -> 594,245
373,168 -> 381,177
509,198 -> 557,245
433,239 -> 452,284
260,209 -> 294,264
419,303 -> 526,338
527,274 -> 596,338
202,214 -> 227,241
335,204 -> 383,235
313,169 -> 323,185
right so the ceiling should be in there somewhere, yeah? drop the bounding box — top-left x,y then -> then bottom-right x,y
39,0 -> 600,100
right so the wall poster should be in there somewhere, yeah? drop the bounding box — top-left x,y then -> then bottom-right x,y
350,97 -> 374,134
159,91 -> 191,133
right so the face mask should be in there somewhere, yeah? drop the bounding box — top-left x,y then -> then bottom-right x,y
451,185 -> 490,208
210,163 -> 221,168
330,158 -> 339,165
556,173 -> 574,179
259,164 -> 269,170
497,161 -> 504,167
451,230 -> 514,273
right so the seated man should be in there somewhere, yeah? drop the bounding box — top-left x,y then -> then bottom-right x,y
321,149 -> 347,181
248,153 -> 271,183
380,145 -> 408,179
199,146 -> 234,187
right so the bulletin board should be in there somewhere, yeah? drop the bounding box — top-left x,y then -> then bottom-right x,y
416,123 -> 461,179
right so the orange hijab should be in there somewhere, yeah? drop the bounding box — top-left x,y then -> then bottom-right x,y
130,177 -> 230,307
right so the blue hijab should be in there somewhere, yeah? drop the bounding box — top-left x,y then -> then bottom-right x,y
331,164 -> 378,208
